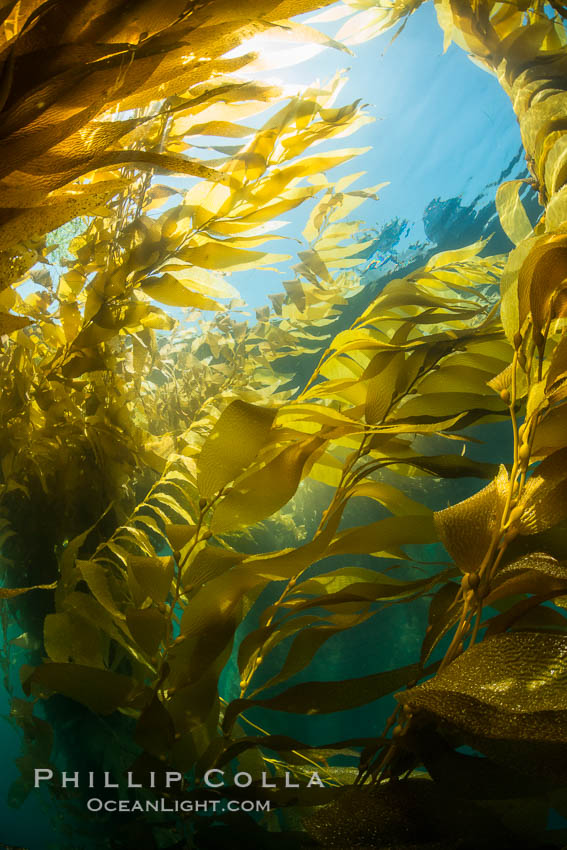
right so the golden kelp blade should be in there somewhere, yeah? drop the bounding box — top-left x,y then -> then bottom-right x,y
434,466 -> 509,573
398,632 -> 567,780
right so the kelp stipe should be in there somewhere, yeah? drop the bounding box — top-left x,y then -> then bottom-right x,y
1,1 -> 567,850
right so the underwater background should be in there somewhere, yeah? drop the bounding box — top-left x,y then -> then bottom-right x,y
1,1 -> 567,849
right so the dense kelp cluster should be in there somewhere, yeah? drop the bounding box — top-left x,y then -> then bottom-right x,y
2,1 -> 567,849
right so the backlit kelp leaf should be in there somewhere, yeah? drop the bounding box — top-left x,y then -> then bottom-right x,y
531,404 -> 567,459
178,241 -> 291,271
517,447 -> 567,534
485,558 -> 567,607
336,3 -> 419,45
165,523 -> 197,552
309,450 -> 355,488
261,16 -> 353,55
176,119 -> 256,139
423,238 -> 491,271
0,312 -> 30,335
416,362 -> 486,396
393,391 -> 505,420
546,334 -> 567,398
138,306 -> 176,331
486,362 -> 517,398
434,465 -> 509,573
326,328 -> 397,359
44,612 -> 103,667
125,608 -> 167,656
234,186 -> 327,229
197,400 -> 277,499
359,283 -> 472,317
499,551 -> 567,580
293,567 -> 452,605
23,664 -> 145,715
398,633 -> 567,779
0,180 -> 126,252
326,513 -> 437,557
155,263 -> 240,299
0,246 -> 37,292
183,546 -> 245,590
249,147 -> 370,207
294,566 -> 402,596
127,555 -> 174,606
236,492 -> 344,589
71,307 -> 126,348
490,553 -> 567,619
518,234 -> 567,337
282,581 -> 430,616
211,436 -> 325,534
349,480 -> 431,516
277,402 -> 364,430
0,581 -> 56,599
90,151 -> 231,186
59,300 -> 81,343
395,454 -> 499,479
76,561 -> 126,621
297,248 -> 333,284
526,376 -> 551,421
363,350 -> 405,423
500,236 -> 538,343
223,661 -> 423,733
141,275 -> 223,311
0,0 -> 19,35
179,566 -> 259,639
547,184 -> 567,230
495,180 -> 533,246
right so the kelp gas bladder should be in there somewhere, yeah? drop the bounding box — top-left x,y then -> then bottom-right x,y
2,1 -> 567,849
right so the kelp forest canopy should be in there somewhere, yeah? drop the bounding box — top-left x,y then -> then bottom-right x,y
2,1 -> 567,848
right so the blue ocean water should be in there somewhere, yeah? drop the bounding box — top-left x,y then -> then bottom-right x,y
229,1 -> 523,307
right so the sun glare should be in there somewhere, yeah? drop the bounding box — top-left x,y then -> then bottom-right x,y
226,34 -> 331,93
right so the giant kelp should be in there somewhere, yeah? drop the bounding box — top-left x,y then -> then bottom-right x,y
2,1 -> 567,849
